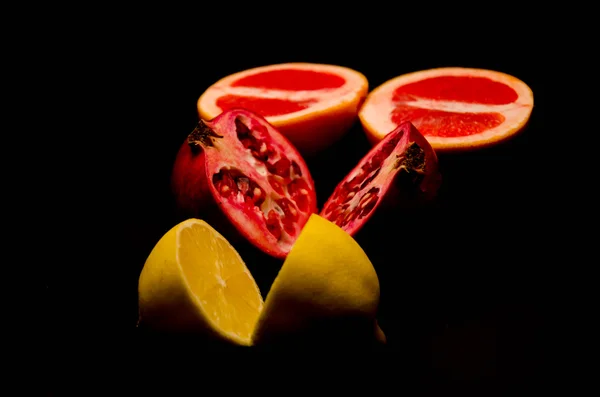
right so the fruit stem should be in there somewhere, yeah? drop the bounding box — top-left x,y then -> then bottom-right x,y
188,120 -> 223,152
394,142 -> 426,184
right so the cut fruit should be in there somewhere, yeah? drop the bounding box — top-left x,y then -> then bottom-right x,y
359,67 -> 534,152
137,218 -> 264,346
320,121 -> 441,236
252,214 -> 385,348
171,109 -> 317,259
198,63 -> 369,154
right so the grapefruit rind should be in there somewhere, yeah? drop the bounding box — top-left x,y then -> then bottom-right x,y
358,67 -> 534,152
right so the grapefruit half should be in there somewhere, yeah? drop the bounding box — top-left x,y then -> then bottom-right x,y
358,67 -> 534,152
197,63 -> 368,154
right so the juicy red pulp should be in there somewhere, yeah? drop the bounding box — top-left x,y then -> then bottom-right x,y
224,118 -> 312,239
390,75 -> 516,138
393,75 -> 518,105
320,122 -> 439,235
231,69 -> 346,91
174,109 -> 316,258
204,118 -> 311,241
216,96 -> 315,117
215,69 -> 348,117
391,105 -> 505,138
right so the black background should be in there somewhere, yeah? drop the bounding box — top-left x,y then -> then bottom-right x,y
47,7 -> 548,394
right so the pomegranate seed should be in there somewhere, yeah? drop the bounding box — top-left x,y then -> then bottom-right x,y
289,206 -> 297,217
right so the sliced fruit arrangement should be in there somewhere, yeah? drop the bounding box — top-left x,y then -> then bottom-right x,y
171,108 -> 317,259
197,62 -> 369,154
252,213 -> 385,347
320,121 -> 441,236
139,63 -> 537,349
137,218 -> 264,346
359,67 -> 534,152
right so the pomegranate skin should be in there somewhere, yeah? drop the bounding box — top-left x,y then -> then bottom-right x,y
171,109 -> 317,259
172,141 -> 212,217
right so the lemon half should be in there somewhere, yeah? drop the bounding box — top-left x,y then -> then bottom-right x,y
252,214 -> 385,347
138,218 -> 264,346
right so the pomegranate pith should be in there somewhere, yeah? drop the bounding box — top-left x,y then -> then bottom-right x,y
320,121 -> 441,236
171,109 -> 317,259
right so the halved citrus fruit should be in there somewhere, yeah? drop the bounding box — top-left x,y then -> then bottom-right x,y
197,63 -> 369,154
358,67 -> 534,152
137,218 -> 264,346
252,214 -> 385,348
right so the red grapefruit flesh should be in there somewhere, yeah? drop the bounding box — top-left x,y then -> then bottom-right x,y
358,67 -> 534,152
198,63 -> 368,155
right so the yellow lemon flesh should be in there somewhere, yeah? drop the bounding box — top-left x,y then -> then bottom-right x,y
252,213 -> 385,347
138,218 -> 264,346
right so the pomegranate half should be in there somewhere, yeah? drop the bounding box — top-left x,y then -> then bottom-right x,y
172,108 -> 317,259
320,121 -> 442,236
